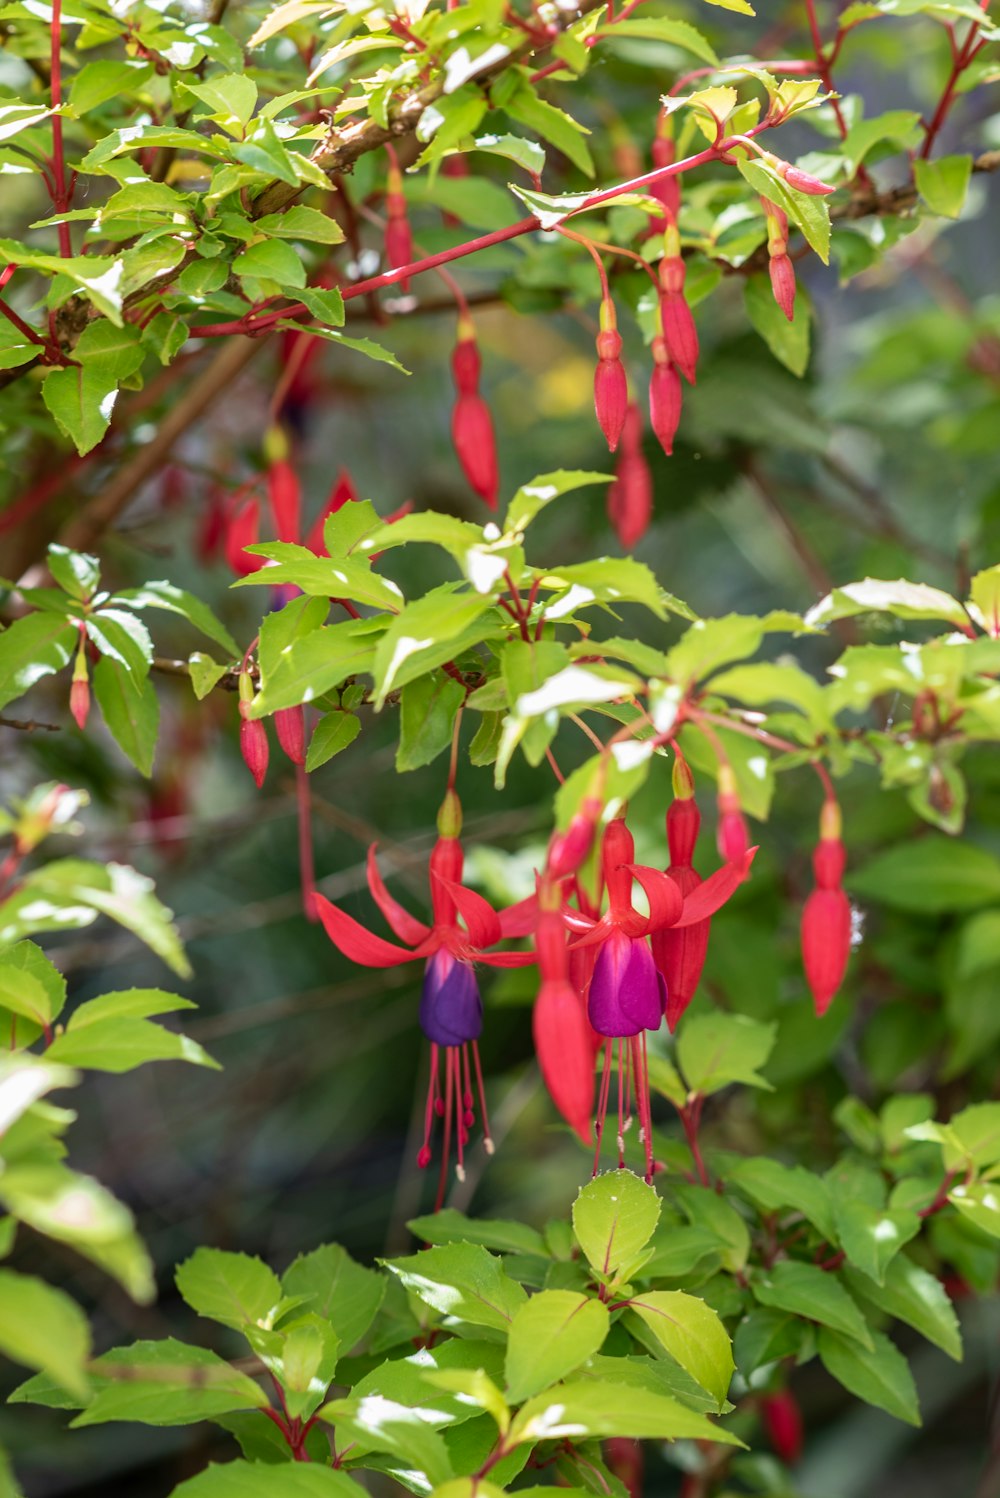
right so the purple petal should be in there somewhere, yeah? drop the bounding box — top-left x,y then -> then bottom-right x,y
619,937 -> 664,1033
419,950 -> 483,1047
588,930 -> 643,1038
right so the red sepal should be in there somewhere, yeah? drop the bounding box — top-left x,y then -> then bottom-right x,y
533,979 -> 595,1143
366,844 -> 431,946
498,893 -> 539,939
672,848 -> 756,926
627,864 -> 685,932
225,496 -> 264,577
315,893 -> 422,967
435,876 -> 502,950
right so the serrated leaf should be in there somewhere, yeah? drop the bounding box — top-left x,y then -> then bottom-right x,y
572,1170 -> 661,1282
176,1248 -> 283,1331
505,1291 -> 609,1402
817,1326 -> 919,1425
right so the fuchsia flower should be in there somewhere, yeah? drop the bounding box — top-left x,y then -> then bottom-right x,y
383,148 -> 414,290
314,792 -> 533,1197
565,817 -> 754,1179
761,1390 -> 804,1465
801,799 -> 851,1015
716,764 -> 749,867
607,404 -> 653,550
649,333 -> 682,457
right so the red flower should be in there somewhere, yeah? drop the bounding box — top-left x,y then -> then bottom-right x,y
762,198 -> 796,322
649,335 -> 682,456
651,762 -> 712,1032
384,148 -> 414,289
594,298 -> 628,452
314,793 -> 533,1196
761,1390 -> 804,1464
451,317 -> 499,508
801,800 -> 851,1015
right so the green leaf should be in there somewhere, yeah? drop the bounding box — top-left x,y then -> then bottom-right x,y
282,1243 -> 385,1351
734,156 -> 829,262
626,1292 -> 733,1408
405,174 -> 517,231
349,1338 -> 506,1428
183,74 -> 258,131
319,1394 -> 454,1486
407,1210 -> 546,1257
806,577 -> 967,629
234,239 -> 306,289
672,1185 -> 751,1274
914,154 -> 971,218
595,16 -> 718,63
306,712 -> 361,770
848,836 -> 1000,913
817,1326 -> 920,1425
0,958 -> 59,1028
744,273 -> 810,377
0,1270 -> 90,1397
0,613 -> 77,711
236,543 -> 403,613
572,1170 -> 661,1282
381,1244 -> 527,1332
372,587 -> 497,708
233,119 -> 301,184
677,1013 -> 776,1095
396,673 -> 466,772
833,1201 -> 920,1284
504,1291 -> 609,1402
41,321 -> 144,454
505,470 -> 611,533
256,206 -> 346,245
69,59 -> 153,114
92,657 -> 159,775
509,1379 -> 742,1446
70,1340 -> 268,1427
47,1008 -> 216,1074
844,1257 -> 961,1361
172,1463 -> 366,1498
727,1157 -> 835,1241
175,1248 -> 284,1331
189,652 -> 227,699
113,580 -> 240,657
86,608 -> 153,675
948,1182 -> 1000,1239
537,558 -> 667,620
754,1262 -> 872,1347
504,81 -> 593,177
47,545 -> 100,600
13,859 -> 190,977
252,619 -> 382,716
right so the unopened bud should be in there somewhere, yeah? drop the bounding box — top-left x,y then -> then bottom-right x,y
769,253 -> 797,322
452,392 -> 498,508
70,675 -> 90,732
239,716 -> 269,789
274,705 -> 306,765
659,294 -> 699,385
649,340 -> 682,455
768,155 -> 835,196
437,788 -> 463,839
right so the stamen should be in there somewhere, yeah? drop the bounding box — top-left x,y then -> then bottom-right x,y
462,1045 -> 474,1127
593,1039 -> 613,1177
471,1042 -> 493,1151
617,1041 -> 626,1167
434,1045 -> 455,1212
417,1044 -> 439,1169
452,1048 -> 465,1178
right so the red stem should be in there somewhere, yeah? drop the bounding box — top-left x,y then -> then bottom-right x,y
0,297 -> 47,345
921,3 -> 989,158
49,0 -> 73,257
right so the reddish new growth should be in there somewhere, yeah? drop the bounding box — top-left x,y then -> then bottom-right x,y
451,315 -> 499,508
801,799 -> 851,1015
607,404 -> 653,549
69,627 -> 89,731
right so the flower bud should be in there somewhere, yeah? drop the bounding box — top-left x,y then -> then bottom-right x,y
451,318 -> 481,396
452,393 -> 498,509
384,160 -> 413,289
274,705 -> 306,765
607,405 -> 652,549
548,794 -> 602,879
267,454 -> 301,544
70,675 -> 90,731
801,887 -> 851,1016
436,788 -> 463,839
769,253 -> 797,322
768,155 -> 835,196
649,337 -> 682,455
594,300 -> 627,452
716,767 -> 748,866
659,293 -> 699,385
239,715 -> 269,789
761,1390 -> 804,1465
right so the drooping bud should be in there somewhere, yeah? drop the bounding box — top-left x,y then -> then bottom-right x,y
437,788 -> 463,839
801,799 -> 851,1015
265,428 -> 301,543
238,671 -> 269,789
761,1390 -> 804,1465
658,221 -> 685,296
548,793 -> 603,879
594,298 -> 628,452
649,117 -> 680,224
659,293 -> 699,386
274,705 -> 306,765
69,635 -> 90,730
451,317 -> 499,508
716,765 -> 748,866
649,335 -> 682,456
763,198 -> 796,322
384,154 -> 413,290
607,404 -> 652,549
766,154 -> 835,196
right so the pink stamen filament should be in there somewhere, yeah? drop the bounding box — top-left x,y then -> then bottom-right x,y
472,1041 -> 493,1154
